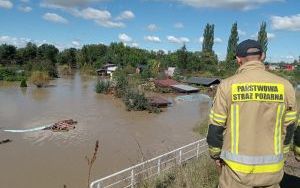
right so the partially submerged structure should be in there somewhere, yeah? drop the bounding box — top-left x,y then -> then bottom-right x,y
171,84 -> 199,93
185,77 -> 220,87
96,63 -> 118,77
154,79 -> 179,88
148,96 -> 171,108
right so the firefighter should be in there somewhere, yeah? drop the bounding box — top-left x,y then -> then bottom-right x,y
206,39 -> 298,188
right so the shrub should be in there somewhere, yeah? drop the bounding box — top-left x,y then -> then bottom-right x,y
0,67 -> 25,81
95,79 -> 111,94
20,79 -> 27,87
113,69 -> 129,98
30,71 -> 50,88
123,89 -> 149,111
59,65 -> 72,75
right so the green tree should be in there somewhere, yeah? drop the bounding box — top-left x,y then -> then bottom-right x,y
200,23 -> 218,72
37,44 -> 59,64
177,44 -> 188,70
0,44 -> 17,65
225,22 -> 239,72
58,48 -> 77,68
258,21 -> 268,55
202,23 -> 215,53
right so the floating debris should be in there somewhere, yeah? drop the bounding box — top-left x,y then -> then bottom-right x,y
44,119 -> 77,132
0,139 -> 12,145
3,119 -> 77,133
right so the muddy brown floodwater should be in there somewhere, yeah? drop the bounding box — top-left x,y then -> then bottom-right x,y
0,73 -> 210,188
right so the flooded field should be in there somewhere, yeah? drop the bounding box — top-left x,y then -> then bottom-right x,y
0,73 -> 210,188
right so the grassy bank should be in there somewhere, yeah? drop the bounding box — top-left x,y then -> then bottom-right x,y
140,155 -> 218,188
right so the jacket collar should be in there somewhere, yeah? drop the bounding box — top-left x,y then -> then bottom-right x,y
236,61 -> 265,74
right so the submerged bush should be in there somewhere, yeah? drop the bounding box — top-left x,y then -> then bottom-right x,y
95,79 -> 111,94
113,69 -> 129,98
0,67 -> 26,81
20,78 -> 27,87
123,89 -> 149,111
30,71 -> 50,88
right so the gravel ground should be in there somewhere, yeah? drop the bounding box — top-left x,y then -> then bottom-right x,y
280,152 -> 300,188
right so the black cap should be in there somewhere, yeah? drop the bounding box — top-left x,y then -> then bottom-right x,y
236,39 -> 263,57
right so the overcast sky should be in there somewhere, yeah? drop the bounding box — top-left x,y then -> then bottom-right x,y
0,0 -> 300,62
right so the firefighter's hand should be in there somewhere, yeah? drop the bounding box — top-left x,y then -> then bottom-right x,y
215,159 -> 224,167
215,159 -> 223,175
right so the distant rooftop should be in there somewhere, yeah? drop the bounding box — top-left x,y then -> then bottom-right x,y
185,77 -> 220,87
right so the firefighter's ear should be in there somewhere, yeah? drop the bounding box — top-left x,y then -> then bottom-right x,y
260,52 -> 266,61
236,56 -> 242,66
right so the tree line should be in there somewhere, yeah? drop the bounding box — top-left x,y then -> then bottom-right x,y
0,21 -> 278,80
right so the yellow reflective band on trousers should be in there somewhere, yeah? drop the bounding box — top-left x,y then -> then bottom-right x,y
231,104 -> 240,154
274,104 -> 285,155
224,159 -> 284,174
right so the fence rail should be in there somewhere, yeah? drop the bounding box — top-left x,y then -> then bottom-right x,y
90,139 -> 208,188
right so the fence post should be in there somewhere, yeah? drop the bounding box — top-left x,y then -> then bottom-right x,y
131,169 -> 134,188
196,142 -> 200,159
158,158 -> 161,175
179,150 -> 182,165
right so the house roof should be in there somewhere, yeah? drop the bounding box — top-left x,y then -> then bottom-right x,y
185,77 -> 220,86
171,84 -> 199,93
154,79 -> 179,87
148,96 -> 171,107
103,63 -> 117,68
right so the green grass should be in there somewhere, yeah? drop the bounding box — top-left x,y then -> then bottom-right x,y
140,155 -> 218,188
193,119 -> 209,137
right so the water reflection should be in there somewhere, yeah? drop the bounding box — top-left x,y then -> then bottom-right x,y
30,87 -> 50,101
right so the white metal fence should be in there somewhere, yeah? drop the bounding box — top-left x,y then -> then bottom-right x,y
90,139 -> 208,188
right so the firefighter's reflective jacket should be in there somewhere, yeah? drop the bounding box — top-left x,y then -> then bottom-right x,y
206,60 -> 298,185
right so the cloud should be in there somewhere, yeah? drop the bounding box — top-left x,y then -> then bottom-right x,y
95,20 -> 125,28
238,29 -> 246,36
251,32 -> 276,39
118,33 -> 132,43
41,0 -> 108,8
71,40 -> 82,48
0,0 -> 13,9
271,14 -> 300,31
73,7 -> 126,28
43,13 -> 68,24
144,35 -> 161,43
116,10 -> 135,20
131,42 -> 139,47
199,36 -> 223,43
18,6 -> 32,12
171,0 -> 283,11
78,7 -> 111,20
174,22 -> 184,29
0,35 -> 31,47
214,37 -> 223,43
0,35 -> 85,51
147,24 -> 158,31
20,0 -> 29,2
167,36 -> 189,44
